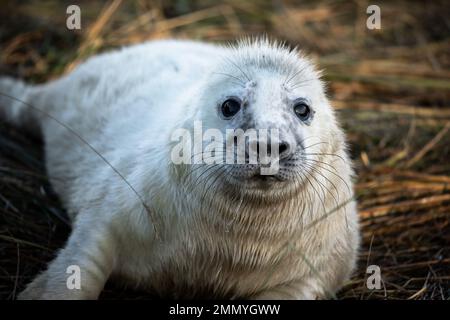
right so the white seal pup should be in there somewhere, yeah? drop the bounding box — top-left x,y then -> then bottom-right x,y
0,38 -> 359,299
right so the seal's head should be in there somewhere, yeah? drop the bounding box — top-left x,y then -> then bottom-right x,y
186,39 -> 347,202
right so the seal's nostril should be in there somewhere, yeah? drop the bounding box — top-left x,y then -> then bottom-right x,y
279,142 -> 289,157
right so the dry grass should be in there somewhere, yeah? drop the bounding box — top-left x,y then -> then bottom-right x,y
0,0 -> 449,300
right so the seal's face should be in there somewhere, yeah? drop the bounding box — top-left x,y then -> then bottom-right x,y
193,41 -> 343,199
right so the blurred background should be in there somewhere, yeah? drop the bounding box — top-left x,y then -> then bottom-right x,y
0,0 -> 449,299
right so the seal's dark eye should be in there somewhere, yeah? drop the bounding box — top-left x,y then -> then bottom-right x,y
221,98 -> 241,119
294,102 -> 311,121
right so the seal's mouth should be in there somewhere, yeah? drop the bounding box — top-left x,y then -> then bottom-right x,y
251,174 -> 283,182
183,162 -> 305,202
242,174 -> 289,191
218,165 -> 302,202
224,165 -> 293,191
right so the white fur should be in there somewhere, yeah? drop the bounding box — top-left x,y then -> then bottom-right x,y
0,39 -> 359,299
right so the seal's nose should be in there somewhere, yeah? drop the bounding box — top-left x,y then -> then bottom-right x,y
254,140 -> 292,159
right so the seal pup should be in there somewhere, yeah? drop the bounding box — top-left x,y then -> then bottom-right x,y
0,38 -> 359,299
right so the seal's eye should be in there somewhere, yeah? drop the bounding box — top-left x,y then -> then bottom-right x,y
294,102 -> 311,121
221,98 -> 241,119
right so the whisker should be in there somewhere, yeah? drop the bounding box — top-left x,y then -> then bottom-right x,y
303,158 -> 338,172
303,141 -> 330,150
304,159 -> 351,193
212,72 -> 246,88
289,78 -> 317,90
295,166 -> 326,216
222,56 -> 252,82
304,152 -> 346,162
301,162 -> 340,209
284,64 -> 309,86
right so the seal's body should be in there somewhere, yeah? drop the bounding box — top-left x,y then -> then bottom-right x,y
0,39 -> 359,299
